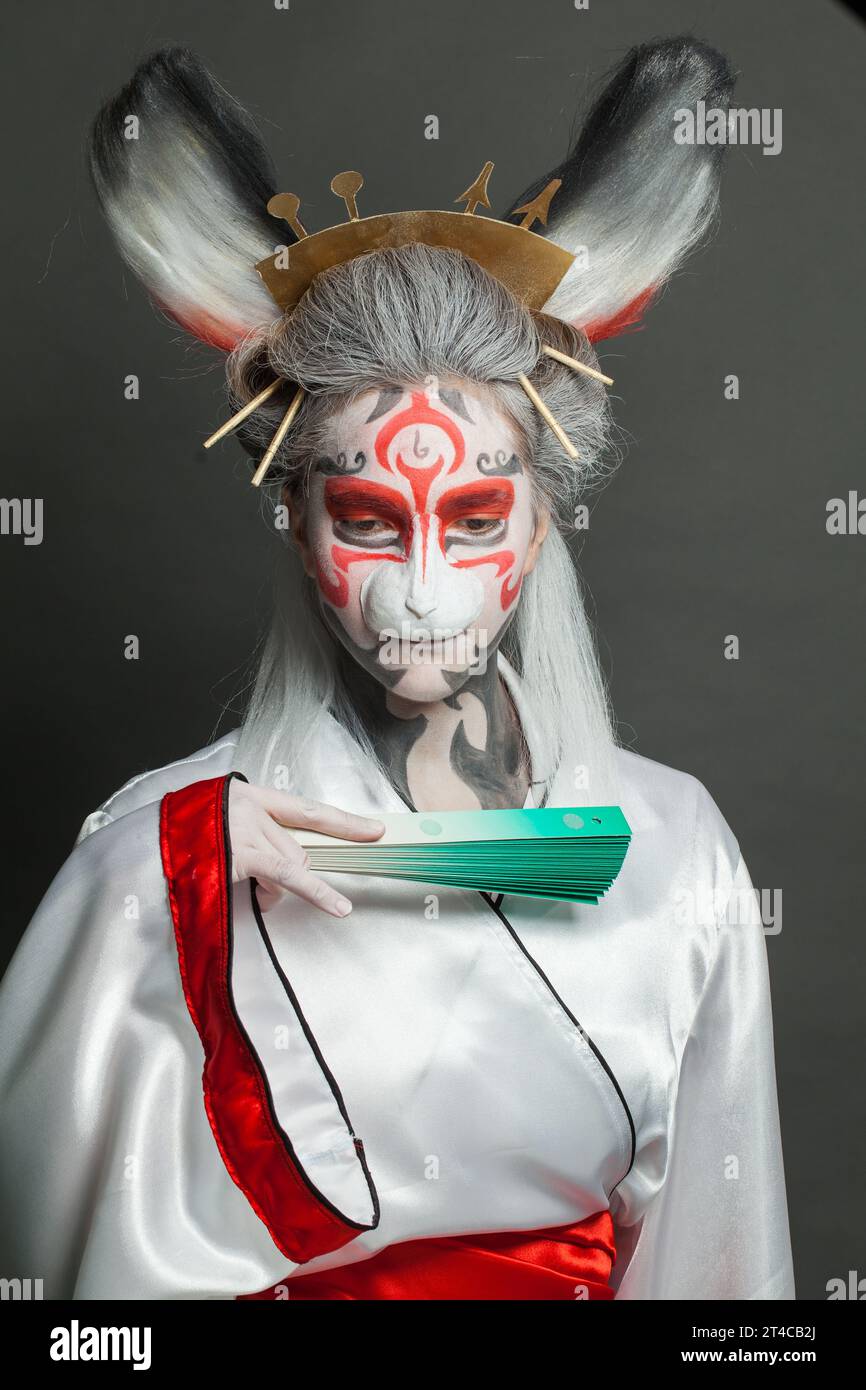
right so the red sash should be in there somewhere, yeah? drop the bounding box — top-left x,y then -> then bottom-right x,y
239,1209 -> 615,1300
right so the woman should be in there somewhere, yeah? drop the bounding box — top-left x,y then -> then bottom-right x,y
0,40 -> 795,1300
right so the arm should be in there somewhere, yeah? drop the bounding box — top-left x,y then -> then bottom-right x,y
613,853 -> 795,1300
0,778 -> 385,1298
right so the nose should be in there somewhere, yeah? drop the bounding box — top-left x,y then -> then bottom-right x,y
359,512 -> 485,640
404,520 -> 439,618
405,589 -> 438,618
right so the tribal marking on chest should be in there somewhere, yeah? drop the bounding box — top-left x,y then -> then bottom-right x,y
382,675 -> 526,812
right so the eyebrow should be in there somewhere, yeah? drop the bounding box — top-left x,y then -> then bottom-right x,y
436,481 -> 515,524
323,477 -> 412,527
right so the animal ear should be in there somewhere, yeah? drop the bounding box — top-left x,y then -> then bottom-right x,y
504,37 -> 735,342
89,47 -> 291,350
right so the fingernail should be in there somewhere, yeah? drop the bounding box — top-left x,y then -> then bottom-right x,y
334,898 -> 353,917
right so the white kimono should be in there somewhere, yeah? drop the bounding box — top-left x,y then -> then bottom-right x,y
0,661 -> 795,1299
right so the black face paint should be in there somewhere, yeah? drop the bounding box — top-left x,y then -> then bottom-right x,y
438,388 -> 475,424
364,387 -> 404,423
320,605 -> 406,691
313,450 -> 367,476
476,450 -> 523,476
324,600 -> 526,811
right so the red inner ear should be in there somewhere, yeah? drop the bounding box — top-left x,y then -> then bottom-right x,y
585,286 -> 656,344
154,296 -> 248,352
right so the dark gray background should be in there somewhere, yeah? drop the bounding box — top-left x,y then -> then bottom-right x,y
1,0 -> 863,1300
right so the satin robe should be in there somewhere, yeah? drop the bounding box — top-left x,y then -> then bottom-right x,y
0,661 -> 795,1299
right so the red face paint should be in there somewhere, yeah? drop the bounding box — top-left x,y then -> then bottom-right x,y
324,478 -> 412,529
373,390 -> 466,513
434,480 -> 517,607
322,472 -> 518,609
453,551 -> 521,609
315,547 -> 402,609
319,479 -> 409,608
305,387 -> 538,679
435,481 -> 514,527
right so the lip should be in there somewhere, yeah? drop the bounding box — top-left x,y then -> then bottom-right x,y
375,627 -> 486,670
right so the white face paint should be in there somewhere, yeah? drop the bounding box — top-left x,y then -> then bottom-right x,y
294,380 -> 547,703
359,528 -> 485,640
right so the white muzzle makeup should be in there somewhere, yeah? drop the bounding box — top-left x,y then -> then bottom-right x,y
360,514 -> 485,641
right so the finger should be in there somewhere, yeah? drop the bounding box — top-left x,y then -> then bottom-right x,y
259,822 -> 351,917
259,819 -> 312,874
255,879 -> 286,914
256,790 -> 386,842
243,849 -> 353,919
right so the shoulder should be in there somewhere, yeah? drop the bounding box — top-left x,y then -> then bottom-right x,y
75,729 -> 240,843
612,744 -> 742,911
11,733 -> 242,974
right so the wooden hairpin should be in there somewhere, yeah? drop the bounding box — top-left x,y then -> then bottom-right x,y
203,378 -> 284,450
542,345 -> 614,387
518,345 -> 613,459
517,374 -> 579,460
202,379 -> 305,486
251,386 -> 305,488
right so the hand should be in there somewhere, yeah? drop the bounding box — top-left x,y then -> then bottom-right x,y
228,780 -> 385,917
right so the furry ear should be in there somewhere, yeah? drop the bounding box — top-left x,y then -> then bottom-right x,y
504,37 -> 735,342
89,47 -> 290,350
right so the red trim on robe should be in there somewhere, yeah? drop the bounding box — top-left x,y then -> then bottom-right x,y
238,1209 -> 616,1301
159,773 -> 368,1264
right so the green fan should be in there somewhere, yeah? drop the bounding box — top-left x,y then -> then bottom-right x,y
296,806 -> 631,904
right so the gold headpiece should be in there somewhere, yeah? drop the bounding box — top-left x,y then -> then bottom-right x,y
204,163 -> 614,484
258,163 -> 571,313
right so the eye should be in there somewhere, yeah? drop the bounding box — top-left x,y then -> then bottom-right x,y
335,516 -> 402,542
448,517 -> 505,537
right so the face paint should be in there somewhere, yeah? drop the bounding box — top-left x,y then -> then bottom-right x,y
300,381 -> 542,702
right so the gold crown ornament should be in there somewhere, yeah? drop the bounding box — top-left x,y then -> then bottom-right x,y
204,163 -> 613,485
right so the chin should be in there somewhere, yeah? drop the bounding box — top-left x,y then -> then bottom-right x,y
383,661 -> 473,704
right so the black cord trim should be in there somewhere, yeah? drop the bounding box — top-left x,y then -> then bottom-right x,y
478,889 -> 637,1191
221,772 -> 380,1232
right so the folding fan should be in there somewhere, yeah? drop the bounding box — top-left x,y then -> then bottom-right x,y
296,806 -> 631,904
